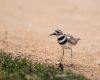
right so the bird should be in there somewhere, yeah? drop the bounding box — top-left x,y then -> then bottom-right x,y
50,29 -> 80,65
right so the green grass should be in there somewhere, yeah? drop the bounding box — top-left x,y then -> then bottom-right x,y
0,51 -> 90,80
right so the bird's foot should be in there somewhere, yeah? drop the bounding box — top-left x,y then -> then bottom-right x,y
59,62 -> 64,71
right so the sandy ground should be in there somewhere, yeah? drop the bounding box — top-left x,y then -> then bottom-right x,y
0,0 -> 100,79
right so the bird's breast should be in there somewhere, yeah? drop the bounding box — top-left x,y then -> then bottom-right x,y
57,34 -> 67,44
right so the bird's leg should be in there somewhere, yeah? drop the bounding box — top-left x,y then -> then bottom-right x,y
68,48 -> 74,67
70,48 -> 73,65
60,48 -> 64,62
59,48 -> 64,71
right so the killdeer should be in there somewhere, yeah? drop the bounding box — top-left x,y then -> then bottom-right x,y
50,29 -> 80,65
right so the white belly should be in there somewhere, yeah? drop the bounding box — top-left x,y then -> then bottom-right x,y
60,43 -> 73,49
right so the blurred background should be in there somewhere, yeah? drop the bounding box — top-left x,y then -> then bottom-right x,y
0,0 -> 100,79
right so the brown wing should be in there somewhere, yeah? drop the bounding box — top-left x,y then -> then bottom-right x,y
66,35 -> 77,45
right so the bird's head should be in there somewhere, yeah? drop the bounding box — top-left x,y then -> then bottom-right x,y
50,29 -> 63,36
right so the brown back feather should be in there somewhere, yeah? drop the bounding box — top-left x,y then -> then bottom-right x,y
67,35 -> 80,45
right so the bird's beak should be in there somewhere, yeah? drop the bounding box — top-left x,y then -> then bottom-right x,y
49,32 -> 56,36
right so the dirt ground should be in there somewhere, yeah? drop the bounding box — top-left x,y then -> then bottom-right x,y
0,0 -> 100,80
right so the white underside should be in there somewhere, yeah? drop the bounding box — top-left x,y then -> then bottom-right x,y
60,42 -> 73,49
